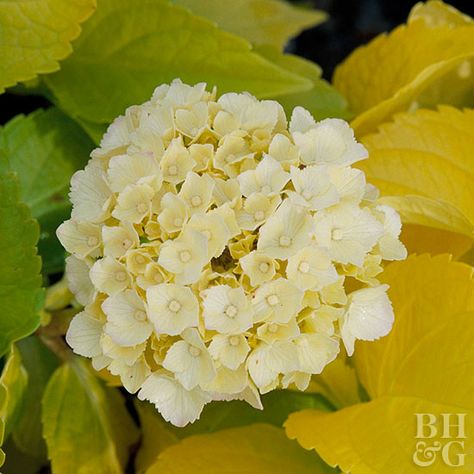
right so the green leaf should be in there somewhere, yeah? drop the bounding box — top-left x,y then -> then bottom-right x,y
0,0 -> 96,93
0,347 -> 27,442
148,424 -> 336,473
44,0 -> 312,126
0,173 -> 43,356
255,44 -> 351,120
0,108 -> 94,274
42,357 -> 139,474
173,0 -> 327,49
12,337 -> 59,459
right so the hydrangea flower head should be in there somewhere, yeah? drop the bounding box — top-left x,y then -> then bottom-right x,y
58,80 -> 406,427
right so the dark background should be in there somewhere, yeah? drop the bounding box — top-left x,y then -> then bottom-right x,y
1,0 -> 474,125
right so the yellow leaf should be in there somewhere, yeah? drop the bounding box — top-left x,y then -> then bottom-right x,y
333,1 -> 474,136
359,107 -> 474,251
0,0 -> 96,93
42,358 -> 138,474
307,354 -> 362,409
0,347 -> 27,438
409,0 -> 473,27
286,255 -> 474,473
173,0 -> 327,49
0,346 -> 27,468
134,401 -> 178,474
148,423 -> 335,473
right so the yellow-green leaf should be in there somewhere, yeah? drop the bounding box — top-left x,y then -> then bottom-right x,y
173,0 -> 327,49
359,106 -> 474,252
333,1 -> 474,136
255,44 -> 351,120
286,254 -> 474,473
45,0 -> 312,126
0,0 -> 96,93
148,424 -> 335,473
307,354 -> 362,409
0,347 -> 27,458
42,358 -> 138,474
135,401 -> 179,474
0,173 -> 43,356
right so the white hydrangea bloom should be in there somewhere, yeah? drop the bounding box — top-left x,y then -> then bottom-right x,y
60,79 -> 405,427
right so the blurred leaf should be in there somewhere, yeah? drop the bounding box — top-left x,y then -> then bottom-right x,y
0,108 -> 94,274
44,0 -> 312,127
0,0 -> 96,93
286,255 -> 474,473
149,423 -> 335,473
409,0 -> 473,26
42,358 -> 139,474
334,1 -> 474,136
0,347 -> 27,441
173,0 -> 327,49
135,401 -> 179,474
1,438 -> 46,474
256,44 -> 351,120
173,389 -> 332,438
0,173 -> 43,356
12,337 -> 59,459
359,106 -> 474,252
135,389 -> 332,472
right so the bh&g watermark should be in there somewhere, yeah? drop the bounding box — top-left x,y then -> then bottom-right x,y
413,413 -> 467,468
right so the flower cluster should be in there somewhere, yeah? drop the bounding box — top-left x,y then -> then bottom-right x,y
58,80 -> 406,426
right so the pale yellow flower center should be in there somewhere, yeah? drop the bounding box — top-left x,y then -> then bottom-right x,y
134,310 -> 147,322
268,323 -> 279,333
168,165 -> 178,176
225,304 -> 238,318
179,250 -> 191,262
135,255 -> 146,264
87,236 -> 99,247
261,185 -> 271,194
254,210 -> 265,221
279,235 -> 292,247
302,190 -> 313,200
229,336 -> 240,346
136,202 -> 148,214
174,217 -> 183,227
189,346 -> 201,357
191,195 -> 202,207
115,271 -> 127,282
266,294 -> 279,306
332,229 -> 344,241
258,262 -> 270,273
168,300 -> 181,313
298,261 -> 310,274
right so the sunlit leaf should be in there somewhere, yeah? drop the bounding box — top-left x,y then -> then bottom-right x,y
135,401 -> 179,474
149,424 -> 335,473
0,0 -> 96,93
0,174 -> 43,356
0,109 -> 94,274
359,106 -> 474,253
42,358 -> 139,474
307,354 -> 362,409
173,0 -> 327,49
44,0 -> 312,126
334,1 -> 474,136
0,347 -> 27,442
255,44 -> 351,120
286,255 -> 474,473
